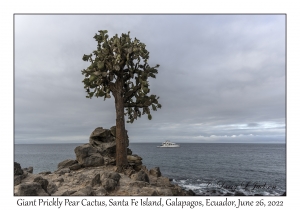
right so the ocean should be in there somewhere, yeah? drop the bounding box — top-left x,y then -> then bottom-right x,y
14,143 -> 286,196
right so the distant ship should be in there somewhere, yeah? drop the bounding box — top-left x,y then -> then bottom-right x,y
157,140 -> 180,148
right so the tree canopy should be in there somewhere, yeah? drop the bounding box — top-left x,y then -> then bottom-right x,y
81,30 -> 161,123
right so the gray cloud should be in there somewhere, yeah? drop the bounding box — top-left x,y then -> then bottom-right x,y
15,14 -> 285,144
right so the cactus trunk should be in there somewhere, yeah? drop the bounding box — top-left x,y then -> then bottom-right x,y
114,79 -> 128,168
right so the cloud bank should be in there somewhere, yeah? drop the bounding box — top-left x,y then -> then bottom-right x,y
15,15 -> 285,143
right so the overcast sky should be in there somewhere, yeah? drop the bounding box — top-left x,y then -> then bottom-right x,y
14,14 -> 286,144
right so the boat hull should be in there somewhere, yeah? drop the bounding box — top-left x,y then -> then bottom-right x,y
157,145 -> 180,148
157,140 -> 180,148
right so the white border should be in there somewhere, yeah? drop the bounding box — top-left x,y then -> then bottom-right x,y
2,0 -> 298,209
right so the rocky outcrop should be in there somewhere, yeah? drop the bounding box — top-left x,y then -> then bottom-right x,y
73,127 -> 141,170
14,163 -> 193,196
14,162 -> 29,186
89,126 -> 128,158
14,126 -> 195,196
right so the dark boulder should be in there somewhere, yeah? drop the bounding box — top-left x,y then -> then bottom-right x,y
89,127 -> 129,157
74,144 -> 104,167
14,162 -> 23,176
14,162 -> 28,186
34,176 -> 49,192
133,170 -> 149,183
14,175 -> 23,186
89,127 -> 116,157
102,178 -> 118,192
15,182 -> 48,196
47,183 -> 58,195
74,143 -> 98,162
90,174 -> 100,187
100,171 -> 121,192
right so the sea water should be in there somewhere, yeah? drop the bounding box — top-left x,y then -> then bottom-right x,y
14,143 -> 286,196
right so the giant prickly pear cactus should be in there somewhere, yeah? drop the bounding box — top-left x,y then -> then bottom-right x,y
81,30 -> 161,168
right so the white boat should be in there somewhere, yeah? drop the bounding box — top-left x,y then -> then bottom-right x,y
157,140 -> 180,148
